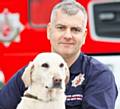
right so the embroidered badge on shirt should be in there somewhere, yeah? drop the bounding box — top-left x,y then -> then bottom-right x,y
71,73 -> 85,87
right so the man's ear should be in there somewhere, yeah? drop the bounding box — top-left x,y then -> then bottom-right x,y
47,23 -> 51,40
82,28 -> 87,45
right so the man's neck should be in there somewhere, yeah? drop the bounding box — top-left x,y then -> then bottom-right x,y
63,51 -> 80,67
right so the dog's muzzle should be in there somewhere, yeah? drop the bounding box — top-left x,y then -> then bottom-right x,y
52,76 -> 62,89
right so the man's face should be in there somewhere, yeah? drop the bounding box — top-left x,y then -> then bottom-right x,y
47,9 -> 87,58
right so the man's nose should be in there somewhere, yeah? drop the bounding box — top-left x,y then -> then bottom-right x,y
64,29 -> 72,39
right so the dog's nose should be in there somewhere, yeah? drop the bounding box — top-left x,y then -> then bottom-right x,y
53,77 -> 62,84
53,76 -> 62,88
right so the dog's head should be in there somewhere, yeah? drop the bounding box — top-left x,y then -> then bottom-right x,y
22,52 -> 69,91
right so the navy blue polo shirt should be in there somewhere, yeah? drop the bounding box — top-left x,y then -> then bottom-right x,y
0,53 -> 118,109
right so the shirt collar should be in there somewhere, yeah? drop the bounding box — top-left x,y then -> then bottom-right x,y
69,53 -> 84,75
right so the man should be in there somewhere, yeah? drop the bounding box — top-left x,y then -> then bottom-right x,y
0,0 -> 118,109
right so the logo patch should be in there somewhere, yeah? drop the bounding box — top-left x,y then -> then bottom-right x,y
71,73 -> 85,87
0,8 -> 24,47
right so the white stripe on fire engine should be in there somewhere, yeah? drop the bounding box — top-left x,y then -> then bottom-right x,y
66,94 -> 83,101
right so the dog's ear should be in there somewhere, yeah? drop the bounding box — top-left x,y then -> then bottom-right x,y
65,65 -> 70,85
21,61 -> 34,87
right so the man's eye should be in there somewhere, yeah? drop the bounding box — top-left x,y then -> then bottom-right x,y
56,26 -> 65,31
71,27 -> 82,33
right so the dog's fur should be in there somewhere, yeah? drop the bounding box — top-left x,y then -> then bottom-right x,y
17,52 -> 69,109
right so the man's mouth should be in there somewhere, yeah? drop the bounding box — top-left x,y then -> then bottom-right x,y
59,42 -> 74,46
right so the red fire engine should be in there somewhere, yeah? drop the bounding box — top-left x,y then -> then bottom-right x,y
0,0 -> 120,108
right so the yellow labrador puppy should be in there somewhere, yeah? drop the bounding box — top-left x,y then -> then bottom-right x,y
17,52 -> 69,109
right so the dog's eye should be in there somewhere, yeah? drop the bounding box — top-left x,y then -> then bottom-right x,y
41,63 -> 49,68
59,63 -> 64,68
